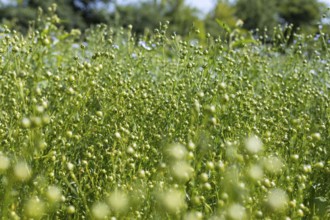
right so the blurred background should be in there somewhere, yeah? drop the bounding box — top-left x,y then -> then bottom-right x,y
0,0 -> 329,40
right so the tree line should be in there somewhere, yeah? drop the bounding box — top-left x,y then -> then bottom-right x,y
0,0 -> 328,39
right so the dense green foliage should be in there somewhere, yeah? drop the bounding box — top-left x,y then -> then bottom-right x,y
235,0 -> 278,34
114,0 -> 201,37
0,6 -> 329,219
0,0 -> 113,32
235,0 -> 323,34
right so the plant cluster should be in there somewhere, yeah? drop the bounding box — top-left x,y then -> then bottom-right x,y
0,6 -> 329,219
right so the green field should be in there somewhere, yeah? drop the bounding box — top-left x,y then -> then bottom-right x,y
0,10 -> 329,220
